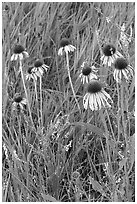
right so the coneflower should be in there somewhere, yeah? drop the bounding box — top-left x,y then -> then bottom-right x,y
83,80 -> 112,111
12,93 -> 27,111
33,59 -> 49,78
113,57 -> 134,83
101,44 -> 122,66
11,44 -> 29,61
58,38 -> 76,56
26,66 -> 38,81
79,61 -> 98,84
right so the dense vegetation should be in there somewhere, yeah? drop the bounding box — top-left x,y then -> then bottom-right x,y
2,2 -> 135,202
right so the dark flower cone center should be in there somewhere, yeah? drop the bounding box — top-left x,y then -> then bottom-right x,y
28,67 -> 34,74
114,57 -> 128,70
87,80 -> 102,94
34,60 -> 43,68
5,5 -> 9,10
82,66 -> 91,76
14,44 -> 25,54
103,44 -> 116,56
60,38 -> 70,47
14,96 -> 23,103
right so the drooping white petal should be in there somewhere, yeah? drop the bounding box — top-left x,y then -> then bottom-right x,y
39,68 -> 44,75
104,98 -> 111,108
85,76 -> 89,83
108,58 -> 112,66
58,48 -> 63,55
101,55 -> 104,61
19,103 -> 24,110
95,93 -> 102,110
118,70 -> 122,81
65,46 -> 70,54
36,71 -> 42,78
42,64 -> 48,71
19,53 -> 24,61
114,69 -> 119,83
90,73 -> 97,80
92,93 -> 98,111
23,51 -> 29,58
102,89 -> 112,100
89,94 -> 94,111
122,69 -> 128,80
98,92 -> 106,108
33,74 -> 37,81
21,98 -> 27,105
82,76 -> 85,84
116,51 -> 123,57
11,54 -> 15,61
103,56 -> 108,65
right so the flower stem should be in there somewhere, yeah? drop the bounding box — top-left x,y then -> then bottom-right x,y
40,76 -> 43,128
116,82 -> 121,142
100,109 -> 113,179
34,80 -> 40,126
19,60 -> 34,126
120,82 -> 129,198
105,109 -> 116,142
65,52 -> 81,113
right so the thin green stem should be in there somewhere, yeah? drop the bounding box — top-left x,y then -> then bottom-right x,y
105,109 -> 116,142
19,60 -> 34,126
120,83 -> 128,149
120,82 -> 129,199
40,76 -> 43,128
34,80 -> 40,127
65,52 -> 81,113
116,82 -> 121,142
100,109 -> 113,178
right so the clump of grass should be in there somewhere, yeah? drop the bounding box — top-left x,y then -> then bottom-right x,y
2,2 -> 135,202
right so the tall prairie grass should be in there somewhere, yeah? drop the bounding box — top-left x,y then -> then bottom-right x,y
2,2 -> 135,202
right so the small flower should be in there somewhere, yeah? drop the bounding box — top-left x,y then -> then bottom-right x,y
83,80 -> 112,111
101,44 -> 122,66
58,38 -> 76,55
12,93 -> 27,111
113,57 -> 134,83
33,59 -> 49,78
79,61 -> 98,84
64,140 -> 72,152
106,17 -> 111,23
11,44 -> 29,61
26,66 -> 38,81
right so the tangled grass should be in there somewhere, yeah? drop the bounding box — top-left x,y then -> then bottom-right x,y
2,2 -> 135,202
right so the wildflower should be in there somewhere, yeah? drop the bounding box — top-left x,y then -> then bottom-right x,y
83,80 -> 112,111
12,93 -> 27,111
58,38 -> 76,55
79,61 -> 98,84
106,17 -> 111,23
113,57 -> 134,83
101,44 -> 122,66
11,44 -> 29,61
26,66 -> 37,81
64,140 -> 72,152
33,59 -> 49,78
